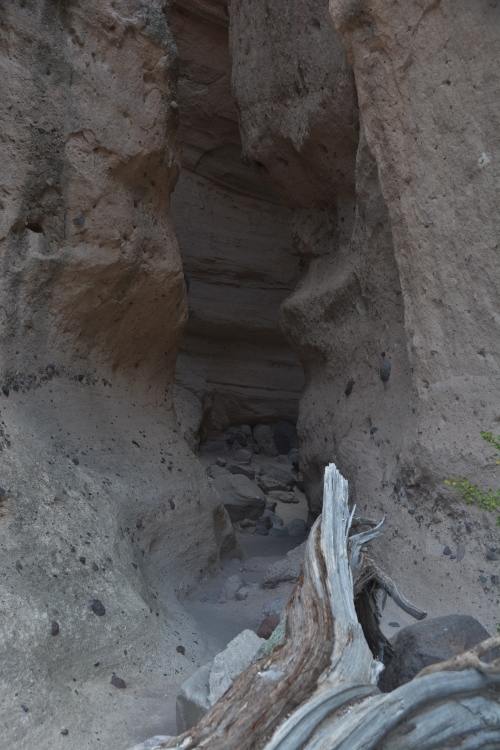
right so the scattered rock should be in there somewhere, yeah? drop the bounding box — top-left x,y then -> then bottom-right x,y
234,448 -> 252,465
240,518 -> 257,527
2,384 -> 9,396
216,457 -> 227,467
486,550 -> 499,561
262,509 -> 283,527
219,574 -> 246,602
252,424 -> 278,457
443,546 -> 452,555
344,377 -> 355,396
228,465 -> 256,481
258,475 -> 288,493
388,622 -> 400,628
272,420 -> 299,454
110,674 -> 126,689
378,615 -> 494,692
51,620 -> 60,636
212,474 -> 266,522
208,630 -> 264,705
267,490 -> 298,504
241,425 -> 252,437
263,598 -> 287,617
259,465 -> 295,489
61,728 -> 69,736
255,524 -> 269,536
90,599 -> 105,617
491,575 -> 499,585
258,514 -> 272,529
480,574 -> 488,583
380,353 -> 391,382
21,704 -> 29,713
235,587 -> 250,601
257,614 -> 280,639
289,449 -> 300,470
262,542 -> 306,588
207,464 -> 231,479
176,645 -> 186,655
265,500 -> 277,512
233,432 -> 247,448
287,518 -> 308,537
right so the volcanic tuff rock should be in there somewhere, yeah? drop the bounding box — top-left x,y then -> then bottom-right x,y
0,2 -> 237,748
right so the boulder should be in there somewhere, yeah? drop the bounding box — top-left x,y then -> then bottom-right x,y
228,465 -> 256,481
213,474 -> 266,522
262,509 -> 284,527
233,448 -> 252,465
267,490 -> 298,504
259,465 -> 296,489
262,542 -> 306,588
219,574 -> 246,603
378,615 -> 494,692
208,630 -> 264,704
257,614 -> 281,639
253,424 -> 278,457
208,464 -> 231,479
258,475 -> 289,493
287,518 -> 308,537
176,629 -> 264,732
272,420 -> 299,455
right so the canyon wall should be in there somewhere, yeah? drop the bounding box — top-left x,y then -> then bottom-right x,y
170,1 -> 304,436
0,2 -> 235,748
230,0 -> 500,628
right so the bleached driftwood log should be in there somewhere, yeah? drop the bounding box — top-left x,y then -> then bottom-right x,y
130,464 -> 500,750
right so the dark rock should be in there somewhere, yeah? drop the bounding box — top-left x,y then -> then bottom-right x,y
265,501 -> 277,512
79,556 -> 86,564
131,562 -> 138,569
380,359 -> 391,382
0,487 -> 5,500
90,599 -> 105,617
61,729 -> 69,736
15,560 -> 23,570
234,448 -> 252,464
176,645 -> 186,655
51,620 -> 60,636
450,555 -> 457,560
378,615 -> 494,692
259,465 -> 295,489
272,420 -> 299,455
491,575 -> 500,585
388,622 -> 400,628
252,424 -> 278,457
408,508 -> 415,515
216,457 -> 227,467
289,449 -> 300,470
443,546 -> 452,555
21,704 -> 29,713
262,509 -> 283,527
228,465 -> 256,481
370,427 -> 378,435
234,432 -> 247,448
486,550 -> 499,561
287,518 -> 308,537
72,457 -> 79,466
2,385 -> 9,396
465,521 -> 473,532
258,514 -> 272,529
110,674 -> 126,689
344,378 -> 355,397
480,574 -> 488,583
255,524 -> 269,536
212,474 -> 265,522
257,614 -> 280,640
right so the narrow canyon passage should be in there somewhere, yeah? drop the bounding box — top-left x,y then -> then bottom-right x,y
0,1 -> 498,749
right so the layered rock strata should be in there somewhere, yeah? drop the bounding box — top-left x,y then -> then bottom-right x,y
169,0 -> 304,434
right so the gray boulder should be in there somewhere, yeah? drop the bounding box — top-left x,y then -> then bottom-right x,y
234,448 -> 252,464
176,662 -> 212,733
228,464 -> 256,481
252,424 -> 278,457
213,474 -> 266,522
262,509 -> 283,527
258,475 -> 289,493
219,574 -> 245,603
267,490 -> 298,504
287,518 -> 308,537
273,420 -> 299,455
379,614 -> 494,692
262,542 -> 306,588
259,464 -> 296,489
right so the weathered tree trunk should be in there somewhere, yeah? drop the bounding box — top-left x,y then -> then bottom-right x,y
130,464 -> 500,750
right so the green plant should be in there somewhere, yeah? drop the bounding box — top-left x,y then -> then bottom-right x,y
445,431 -> 500,527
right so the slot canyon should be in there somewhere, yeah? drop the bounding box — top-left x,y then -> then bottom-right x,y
0,1 -> 498,748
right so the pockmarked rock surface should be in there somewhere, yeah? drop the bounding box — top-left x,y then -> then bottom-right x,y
0,3 -> 237,749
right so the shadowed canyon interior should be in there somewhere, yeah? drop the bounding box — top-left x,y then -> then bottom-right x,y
0,1 -> 498,748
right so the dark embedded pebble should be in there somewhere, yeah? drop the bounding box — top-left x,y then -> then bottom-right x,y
91,563 -> 99,572
51,620 -> 60,636
2,385 -> 9,396
388,622 -> 400,628
450,555 -> 456,560
176,645 -> 186,655
79,556 -> 86,564
408,509 -> 415,515
90,599 -> 105,617
136,519 -> 143,529
200,595 -> 218,604
344,377 -> 355,397
486,550 -> 499,561
443,546 -> 452,555
465,521 -> 473,532
21,705 -> 29,713
131,562 -> 138,569
370,427 -> 378,434
15,560 -> 23,570
0,487 -> 5,499
110,674 -> 126,689
61,728 -> 69,736
480,575 -> 488,583
491,575 -> 499,585
72,457 -> 79,466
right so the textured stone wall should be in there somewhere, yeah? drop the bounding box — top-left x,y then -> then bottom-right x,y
0,3 -> 235,747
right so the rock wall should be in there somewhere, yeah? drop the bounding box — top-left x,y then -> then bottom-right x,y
0,3 -> 236,748
230,0 -> 500,631
169,0 -> 304,435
